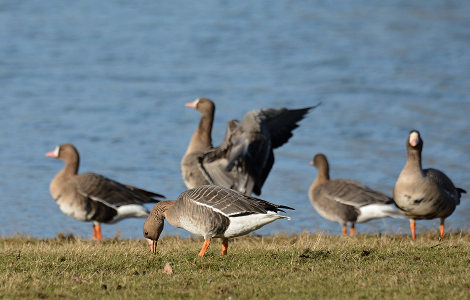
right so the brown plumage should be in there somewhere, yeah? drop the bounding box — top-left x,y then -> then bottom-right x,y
181,97 -> 318,195
393,130 -> 466,240
46,143 -> 165,241
143,185 -> 293,257
309,153 -> 401,236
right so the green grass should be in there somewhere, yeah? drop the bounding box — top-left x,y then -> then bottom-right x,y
1,232 -> 470,299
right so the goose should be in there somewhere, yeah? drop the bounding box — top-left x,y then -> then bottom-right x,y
393,130 -> 466,240
46,143 -> 165,240
309,153 -> 401,236
181,97 -> 318,195
143,185 -> 293,257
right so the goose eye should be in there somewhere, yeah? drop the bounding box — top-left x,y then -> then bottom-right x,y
144,231 -> 148,236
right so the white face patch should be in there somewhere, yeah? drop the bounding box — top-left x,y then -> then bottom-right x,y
192,98 -> 200,108
409,132 -> 420,146
53,146 -> 60,157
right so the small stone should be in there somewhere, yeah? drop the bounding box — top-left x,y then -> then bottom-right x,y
162,262 -> 173,275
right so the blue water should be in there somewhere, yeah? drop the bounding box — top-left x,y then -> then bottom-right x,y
1,1 -> 469,239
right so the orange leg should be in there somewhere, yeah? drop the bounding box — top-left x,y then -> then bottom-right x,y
350,224 -> 355,237
198,240 -> 211,257
92,223 -> 102,241
410,220 -> 416,241
440,219 -> 445,239
222,239 -> 229,255
342,225 -> 347,236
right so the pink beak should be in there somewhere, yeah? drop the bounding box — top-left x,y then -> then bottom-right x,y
185,100 -> 197,108
45,151 -> 57,158
147,239 -> 157,254
309,160 -> 314,166
410,138 -> 418,147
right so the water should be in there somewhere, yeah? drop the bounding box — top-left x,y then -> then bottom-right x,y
1,1 -> 469,239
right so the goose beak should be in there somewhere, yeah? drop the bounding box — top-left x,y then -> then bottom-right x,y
309,160 -> 314,166
409,131 -> 420,147
147,238 -> 157,254
185,99 -> 199,109
45,151 -> 57,158
45,146 -> 59,158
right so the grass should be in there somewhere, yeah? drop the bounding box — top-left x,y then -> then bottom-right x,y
1,232 -> 470,299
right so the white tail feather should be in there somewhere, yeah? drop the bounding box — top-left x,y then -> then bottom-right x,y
222,212 -> 290,238
356,204 -> 402,223
109,205 -> 150,224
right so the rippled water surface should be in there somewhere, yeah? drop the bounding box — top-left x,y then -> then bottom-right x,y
1,1 -> 469,239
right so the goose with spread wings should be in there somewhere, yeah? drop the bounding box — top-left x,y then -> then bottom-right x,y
181,97 -> 318,195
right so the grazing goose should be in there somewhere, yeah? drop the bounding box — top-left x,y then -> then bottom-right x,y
393,130 -> 466,240
46,143 -> 165,241
309,153 -> 401,236
143,185 -> 293,257
181,97 -> 318,195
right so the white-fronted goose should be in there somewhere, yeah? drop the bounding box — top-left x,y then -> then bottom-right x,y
393,130 -> 466,240
143,185 -> 293,257
309,153 -> 401,236
181,98 -> 319,195
46,144 -> 165,241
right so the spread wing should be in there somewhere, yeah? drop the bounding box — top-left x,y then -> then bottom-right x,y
199,119 -> 260,195
200,105 -> 316,195
258,103 -> 319,148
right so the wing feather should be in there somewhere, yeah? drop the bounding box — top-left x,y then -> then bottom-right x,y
74,173 -> 164,207
183,186 -> 293,217
321,179 -> 392,208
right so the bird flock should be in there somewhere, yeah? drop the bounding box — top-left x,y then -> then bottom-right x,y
46,98 -> 466,257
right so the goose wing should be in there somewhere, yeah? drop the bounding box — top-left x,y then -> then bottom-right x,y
199,119 -> 259,195
424,168 -> 466,204
259,104 -> 318,148
322,179 -> 393,208
74,173 -> 164,207
183,185 -> 293,217
200,105 -> 316,195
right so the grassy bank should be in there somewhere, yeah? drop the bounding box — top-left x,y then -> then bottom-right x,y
1,232 -> 469,299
